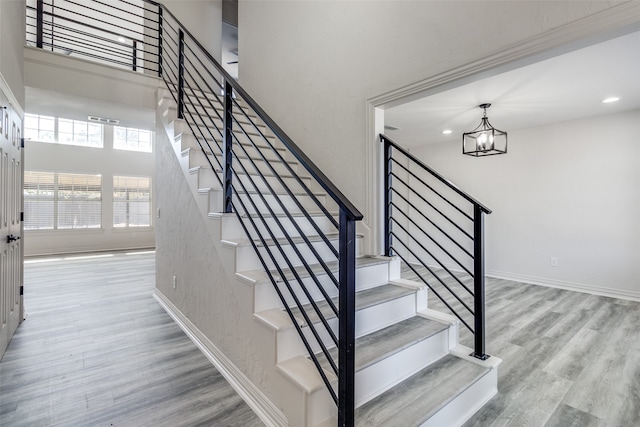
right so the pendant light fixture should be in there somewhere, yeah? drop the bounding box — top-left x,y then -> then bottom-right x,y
462,103 -> 507,157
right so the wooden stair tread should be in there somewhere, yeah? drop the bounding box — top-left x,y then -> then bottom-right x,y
290,283 -> 415,326
237,256 -> 391,283
355,354 -> 490,427
316,315 -> 449,373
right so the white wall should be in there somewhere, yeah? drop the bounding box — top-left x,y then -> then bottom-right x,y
162,0 -> 223,61
24,125 -> 155,256
238,1 -> 628,249
0,0 -> 26,108
410,110 -> 640,300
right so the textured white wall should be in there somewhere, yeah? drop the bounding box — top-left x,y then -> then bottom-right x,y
238,0 -> 620,240
410,110 -> 640,299
0,0 -> 26,107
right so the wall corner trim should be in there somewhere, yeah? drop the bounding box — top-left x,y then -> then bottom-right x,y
153,290 -> 289,427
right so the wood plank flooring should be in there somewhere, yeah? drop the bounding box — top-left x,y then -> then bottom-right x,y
402,264 -> 640,427
0,251 -> 263,427
2,253 -> 638,427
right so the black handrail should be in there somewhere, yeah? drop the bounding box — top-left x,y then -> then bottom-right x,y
381,133 -> 490,360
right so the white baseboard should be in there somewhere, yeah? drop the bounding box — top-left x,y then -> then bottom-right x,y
486,270 -> 640,302
153,290 -> 289,427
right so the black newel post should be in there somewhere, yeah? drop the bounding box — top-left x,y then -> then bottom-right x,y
157,7 -> 163,78
177,29 -> 185,119
473,204 -> 488,360
383,137 -> 392,257
36,0 -> 44,48
132,40 -> 138,72
338,210 -> 356,426
222,80 -> 234,213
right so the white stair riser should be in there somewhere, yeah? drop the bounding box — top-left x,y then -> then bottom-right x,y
251,261 -> 393,313
221,213 -> 336,241
295,294 -> 418,358
275,368 -> 336,427
233,235 -> 364,272
355,329 -> 449,406
190,167 -> 219,190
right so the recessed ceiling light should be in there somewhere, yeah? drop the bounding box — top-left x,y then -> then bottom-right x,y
602,97 -> 620,104
117,37 -> 127,43
442,129 -> 453,135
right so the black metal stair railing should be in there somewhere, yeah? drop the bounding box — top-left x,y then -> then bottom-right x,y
25,1 -> 366,423
158,11 -> 362,424
380,134 -> 491,360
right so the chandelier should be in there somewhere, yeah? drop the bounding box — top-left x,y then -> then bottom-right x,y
462,103 -> 507,156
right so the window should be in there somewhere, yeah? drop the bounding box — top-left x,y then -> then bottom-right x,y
24,114 -> 103,147
24,172 -> 55,230
57,173 -> 102,229
114,127 -> 152,152
113,176 -> 151,227
58,118 -> 103,148
24,114 -> 55,143
24,172 -> 102,230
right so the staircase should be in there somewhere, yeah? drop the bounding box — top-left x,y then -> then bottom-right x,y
24,0 -> 501,424
156,86 -> 501,426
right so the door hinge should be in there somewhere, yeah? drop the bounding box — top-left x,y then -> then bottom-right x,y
21,138 -> 25,148
20,212 -> 24,222
20,286 -> 24,296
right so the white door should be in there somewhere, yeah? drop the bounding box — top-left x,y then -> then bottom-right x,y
0,90 -> 24,358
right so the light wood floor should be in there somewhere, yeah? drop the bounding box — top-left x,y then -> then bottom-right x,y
0,251 -> 263,427
2,254 -> 638,427
403,265 -> 640,427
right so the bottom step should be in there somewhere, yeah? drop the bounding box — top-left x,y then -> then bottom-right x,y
355,352 -> 499,427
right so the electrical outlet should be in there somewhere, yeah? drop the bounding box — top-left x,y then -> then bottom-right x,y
172,276 -> 177,289
550,257 -> 559,267
157,208 -> 161,219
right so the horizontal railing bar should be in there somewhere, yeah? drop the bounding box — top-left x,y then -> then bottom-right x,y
229,112 -> 341,241
35,22 -> 152,54
38,31 -> 140,60
228,101 -> 340,230
390,233 -> 475,316
230,193 -> 339,401
230,132 -> 341,265
47,1 -> 161,36
230,166 -> 340,369
381,134 -> 491,214
389,187 -> 473,256
391,159 -> 472,223
28,8 -> 154,43
389,213 -> 473,294
60,0 -> 158,30
394,251 -> 474,333
159,5 -> 362,220
88,0 -> 160,25
229,149 -> 340,323
34,41 -> 145,70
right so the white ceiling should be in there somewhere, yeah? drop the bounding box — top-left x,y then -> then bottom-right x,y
384,30 -> 640,148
